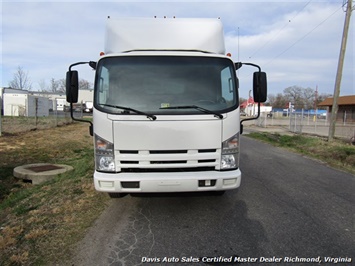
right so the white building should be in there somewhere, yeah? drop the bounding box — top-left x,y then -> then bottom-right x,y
3,93 -> 49,117
1,87 -> 93,115
245,104 -> 272,116
31,89 -> 93,111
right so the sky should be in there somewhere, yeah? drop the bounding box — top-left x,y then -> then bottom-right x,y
1,0 -> 354,99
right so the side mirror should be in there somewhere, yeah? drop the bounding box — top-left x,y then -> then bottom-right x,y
253,72 -> 267,103
66,70 -> 79,103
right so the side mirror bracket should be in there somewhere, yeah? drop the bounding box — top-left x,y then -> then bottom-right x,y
236,62 -> 268,134
66,61 -> 96,136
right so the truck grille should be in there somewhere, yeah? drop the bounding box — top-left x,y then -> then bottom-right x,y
117,149 -> 220,172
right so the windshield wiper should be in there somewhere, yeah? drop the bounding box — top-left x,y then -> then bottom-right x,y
99,104 -> 157,120
160,105 -> 223,119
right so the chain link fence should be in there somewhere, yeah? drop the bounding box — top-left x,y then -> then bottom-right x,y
254,111 -> 355,142
0,110 -> 88,135
289,113 -> 303,134
0,97 -> 93,136
1,107 -> 354,143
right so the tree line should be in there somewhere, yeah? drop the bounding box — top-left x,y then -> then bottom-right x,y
8,66 -> 93,92
241,86 -> 331,110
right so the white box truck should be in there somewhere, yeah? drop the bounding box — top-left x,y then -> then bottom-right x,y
66,17 -> 267,197
83,101 -> 93,113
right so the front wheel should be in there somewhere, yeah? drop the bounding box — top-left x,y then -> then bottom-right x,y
108,193 -> 128,198
212,190 -> 226,196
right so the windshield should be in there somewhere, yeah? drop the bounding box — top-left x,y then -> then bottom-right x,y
94,56 -> 238,115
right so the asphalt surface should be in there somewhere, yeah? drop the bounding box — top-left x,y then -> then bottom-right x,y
70,135 -> 355,266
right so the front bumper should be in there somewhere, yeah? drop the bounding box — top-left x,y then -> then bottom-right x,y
94,169 -> 241,193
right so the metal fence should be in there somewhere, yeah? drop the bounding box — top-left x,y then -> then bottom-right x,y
1,109 -> 354,142
255,111 -> 355,142
0,110 -> 88,136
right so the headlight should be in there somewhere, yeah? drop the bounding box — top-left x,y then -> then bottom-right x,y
221,133 -> 240,170
95,135 -> 115,172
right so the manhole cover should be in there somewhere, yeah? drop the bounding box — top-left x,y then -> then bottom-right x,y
25,164 -> 64,173
14,163 -> 74,185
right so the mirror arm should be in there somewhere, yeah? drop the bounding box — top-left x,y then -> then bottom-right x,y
69,61 -> 93,71
237,62 -> 264,135
70,101 -> 93,136
68,61 -> 95,136
235,62 -> 261,72
240,101 -> 261,123
240,102 -> 261,135
240,62 -> 261,72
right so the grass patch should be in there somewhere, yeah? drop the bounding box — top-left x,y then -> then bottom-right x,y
1,115 -> 73,134
247,132 -> 355,174
0,123 -> 110,265
0,167 -> 15,201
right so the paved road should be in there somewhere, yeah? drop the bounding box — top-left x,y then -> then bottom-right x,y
70,136 -> 355,266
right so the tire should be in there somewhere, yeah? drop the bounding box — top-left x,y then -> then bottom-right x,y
108,193 -> 128,198
212,190 -> 226,196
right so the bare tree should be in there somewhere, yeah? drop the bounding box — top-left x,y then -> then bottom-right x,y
268,93 -> 289,109
9,66 -> 32,90
45,78 -> 66,93
38,79 -> 47,92
49,78 -> 59,92
79,79 -> 92,90
45,77 -> 90,93
317,93 -> 332,106
283,86 -> 316,109
57,79 -> 66,93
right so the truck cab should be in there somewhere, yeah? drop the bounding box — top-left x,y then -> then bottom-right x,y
66,17 -> 267,197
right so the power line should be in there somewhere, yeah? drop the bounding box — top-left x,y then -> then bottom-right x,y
248,0 -> 313,59
342,0 -> 355,11
342,0 -> 347,12
265,4 -> 343,66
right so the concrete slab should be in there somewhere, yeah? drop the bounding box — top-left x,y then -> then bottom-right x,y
13,163 -> 74,185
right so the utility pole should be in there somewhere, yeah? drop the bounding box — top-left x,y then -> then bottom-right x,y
328,0 -> 353,141
314,85 -> 318,110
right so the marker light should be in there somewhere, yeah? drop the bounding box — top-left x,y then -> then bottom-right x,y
100,52 -> 105,56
